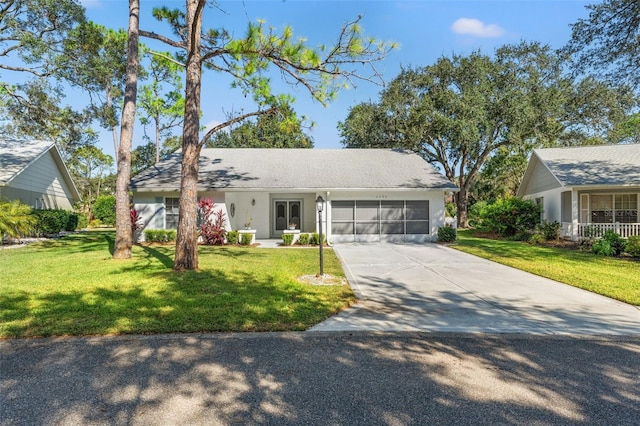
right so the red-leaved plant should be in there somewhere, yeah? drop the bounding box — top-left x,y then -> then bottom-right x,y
198,198 -> 227,245
130,208 -> 142,240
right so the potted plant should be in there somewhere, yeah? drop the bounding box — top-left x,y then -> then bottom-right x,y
288,223 -> 297,230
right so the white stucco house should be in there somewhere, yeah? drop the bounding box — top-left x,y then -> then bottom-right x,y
0,139 -> 81,209
131,148 -> 458,243
518,144 -> 640,240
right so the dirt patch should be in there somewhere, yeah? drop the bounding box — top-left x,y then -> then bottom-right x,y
297,274 -> 348,286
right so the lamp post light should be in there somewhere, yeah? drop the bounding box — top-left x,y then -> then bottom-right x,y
316,195 -> 324,276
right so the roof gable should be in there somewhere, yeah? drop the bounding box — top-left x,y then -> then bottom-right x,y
517,152 -> 563,197
131,148 -> 458,192
518,144 -> 640,196
0,139 -> 54,184
0,139 -> 81,201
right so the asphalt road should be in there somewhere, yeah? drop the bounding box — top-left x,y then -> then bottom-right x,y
2,332 -> 639,425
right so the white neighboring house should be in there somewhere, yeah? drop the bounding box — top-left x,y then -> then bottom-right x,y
0,139 -> 81,209
131,148 -> 458,243
518,144 -> 640,240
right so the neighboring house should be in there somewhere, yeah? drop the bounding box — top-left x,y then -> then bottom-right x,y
518,144 -> 640,240
131,148 -> 458,243
0,139 -> 81,210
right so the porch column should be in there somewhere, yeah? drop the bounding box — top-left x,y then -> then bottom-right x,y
571,189 -> 579,241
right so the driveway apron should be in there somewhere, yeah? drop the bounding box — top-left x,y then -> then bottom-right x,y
309,243 -> 640,335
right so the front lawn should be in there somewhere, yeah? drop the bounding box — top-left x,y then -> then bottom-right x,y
453,230 -> 640,306
0,231 -> 354,338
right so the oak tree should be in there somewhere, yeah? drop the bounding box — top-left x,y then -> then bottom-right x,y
339,42 -> 635,227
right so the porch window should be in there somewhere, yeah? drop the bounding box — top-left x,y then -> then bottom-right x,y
589,194 -> 638,224
615,194 -> 638,223
165,197 -> 180,229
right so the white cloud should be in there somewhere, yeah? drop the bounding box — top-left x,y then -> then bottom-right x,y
451,18 -> 505,38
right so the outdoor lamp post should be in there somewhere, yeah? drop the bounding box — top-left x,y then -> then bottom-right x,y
316,195 -> 324,276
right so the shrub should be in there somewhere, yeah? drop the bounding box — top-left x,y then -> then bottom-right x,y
469,198 -> 541,238
298,233 -> 309,245
589,230 -> 626,257
32,209 -> 69,235
528,232 -> 546,245
592,239 -> 615,256
282,233 -> 294,246
226,230 -> 239,245
309,232 -> 326,245
601,230 -> 626,256
468,201 -> 489,229
198,198 -> 227,245
437,226 -> 457,242
0,200 -> 35,240
626,236 -> 640,258
65,213 -> 79,231
143,229 -> 176,243
89,219 -> 103,228
445,201 -> 457,218
240,232 -> 253,246
93,195 -> 116,226
536,221 -> 560,241
77,214 -> 89,229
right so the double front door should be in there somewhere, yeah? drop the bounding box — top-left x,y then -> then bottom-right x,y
274,200 -> 301,235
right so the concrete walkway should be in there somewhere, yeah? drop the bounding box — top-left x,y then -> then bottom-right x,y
310,243 -> 640,335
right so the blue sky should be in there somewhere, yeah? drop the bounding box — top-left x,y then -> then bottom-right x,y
78,0 -> 591,158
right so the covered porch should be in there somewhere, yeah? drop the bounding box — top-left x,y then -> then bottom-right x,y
560,191 -> 640,240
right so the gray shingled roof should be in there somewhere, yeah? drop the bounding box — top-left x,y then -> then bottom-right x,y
535,144 -> 640,186
0,139 -> 54,184
131,148 -> 457,192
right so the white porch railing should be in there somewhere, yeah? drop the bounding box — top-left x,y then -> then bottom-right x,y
577,223 -> 640,239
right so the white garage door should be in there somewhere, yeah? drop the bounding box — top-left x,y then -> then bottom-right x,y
331,200 -> 430,242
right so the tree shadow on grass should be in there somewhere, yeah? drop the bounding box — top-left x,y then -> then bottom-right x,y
0,264 -> 350,338
137,244 -> 174,269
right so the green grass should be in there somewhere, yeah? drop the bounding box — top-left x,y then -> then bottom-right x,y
0,231 -> 354,338
452,230 -> 640,306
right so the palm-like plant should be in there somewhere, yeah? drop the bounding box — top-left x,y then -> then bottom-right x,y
0,200 -> 36,243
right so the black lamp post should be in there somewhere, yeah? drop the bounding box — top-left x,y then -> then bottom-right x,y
316,195 -> 324,276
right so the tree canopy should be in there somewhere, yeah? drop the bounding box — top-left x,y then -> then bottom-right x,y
564,0 -> 640,88
205,105 -> 313,148
339,42 -> 636,227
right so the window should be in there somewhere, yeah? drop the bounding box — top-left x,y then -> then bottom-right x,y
561,191 -> 572,223
615,194 -> 638,223
589,194 -> 638,224
165,197 -> 180,229
591,195 -> 613,223
535,197 -> 544,222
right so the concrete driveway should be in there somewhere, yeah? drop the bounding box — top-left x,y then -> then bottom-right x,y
310,243 -> 640,335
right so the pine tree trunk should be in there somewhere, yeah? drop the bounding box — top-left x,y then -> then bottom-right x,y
113,0 -> 139,259
173,0 -> 204,271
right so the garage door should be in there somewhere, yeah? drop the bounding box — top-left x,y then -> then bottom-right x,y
331,200 -> 430,242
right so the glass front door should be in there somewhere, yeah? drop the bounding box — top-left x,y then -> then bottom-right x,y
274,200 -> 301,235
